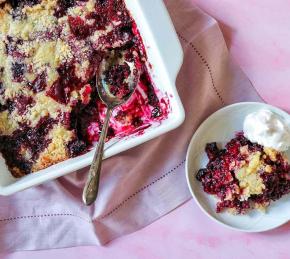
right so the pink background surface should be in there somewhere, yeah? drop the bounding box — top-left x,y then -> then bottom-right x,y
2,0 -> 290,258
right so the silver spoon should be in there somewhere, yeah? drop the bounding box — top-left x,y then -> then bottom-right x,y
82,50 -> 140,206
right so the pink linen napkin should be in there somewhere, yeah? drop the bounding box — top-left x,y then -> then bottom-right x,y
0,0 -> 263,251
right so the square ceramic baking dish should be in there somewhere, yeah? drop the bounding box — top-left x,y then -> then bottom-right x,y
0,0 -> 184,195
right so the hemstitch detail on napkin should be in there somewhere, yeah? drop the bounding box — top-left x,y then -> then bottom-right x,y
0,213 -> 92,223
0,160 -> 186,224
177,32 -> 226,106
98,159 -> 186,220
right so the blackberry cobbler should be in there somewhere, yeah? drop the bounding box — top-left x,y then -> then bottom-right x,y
0,0 -> 169,177
197,133 -> 290,214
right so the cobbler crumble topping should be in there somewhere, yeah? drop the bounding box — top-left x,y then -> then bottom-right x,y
0,0 -> 170,177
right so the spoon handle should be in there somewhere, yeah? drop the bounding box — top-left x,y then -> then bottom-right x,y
82,107 -> 113,206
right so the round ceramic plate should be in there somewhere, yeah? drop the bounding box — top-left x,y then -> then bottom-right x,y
186,102 -> 290,232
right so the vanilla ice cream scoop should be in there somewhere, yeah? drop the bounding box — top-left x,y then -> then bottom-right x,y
243,109 -> 290,151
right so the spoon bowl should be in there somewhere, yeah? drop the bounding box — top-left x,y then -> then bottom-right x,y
98,50 -> 140,107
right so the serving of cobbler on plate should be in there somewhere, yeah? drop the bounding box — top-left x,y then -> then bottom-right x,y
197,133 -> 290,214
0,0 -> 170,178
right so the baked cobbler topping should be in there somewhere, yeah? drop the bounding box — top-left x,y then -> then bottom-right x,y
196,133 -> 290,214
0,0 -> 170,177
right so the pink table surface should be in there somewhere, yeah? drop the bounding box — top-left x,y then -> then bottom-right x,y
2,0 -> 290,258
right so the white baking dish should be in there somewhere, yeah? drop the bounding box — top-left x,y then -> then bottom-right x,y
0,0 -> 184,195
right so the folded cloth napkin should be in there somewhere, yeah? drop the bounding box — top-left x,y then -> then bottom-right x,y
0,0 -> 262,251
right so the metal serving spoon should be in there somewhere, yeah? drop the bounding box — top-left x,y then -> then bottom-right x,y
82,50 -> 139,206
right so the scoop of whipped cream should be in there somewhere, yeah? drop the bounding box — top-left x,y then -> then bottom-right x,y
243,109 -> 290,151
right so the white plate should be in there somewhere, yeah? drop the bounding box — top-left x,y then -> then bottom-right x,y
0,0 -> 185,195
186,102 -> 290,232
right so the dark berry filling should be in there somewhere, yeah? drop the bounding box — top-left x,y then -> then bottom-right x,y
11,62 -> 25,81
68,16 -> 93,40
139,72 -> 163,118
27,72 -> 47,93
67,139 -> 87,157
5,0 -> 40,10
69,89 -> 100,144
54,0 -> 75,18
0,117 -> 56,176
104,63 -> 131,98
205,142 -> 220,161
86,12 -> 109,31
0,82 -> 4,95
0,103 -> 6,113
6,37 -> 24,57
10,95 -> 34,115
47,63 -> 80,104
